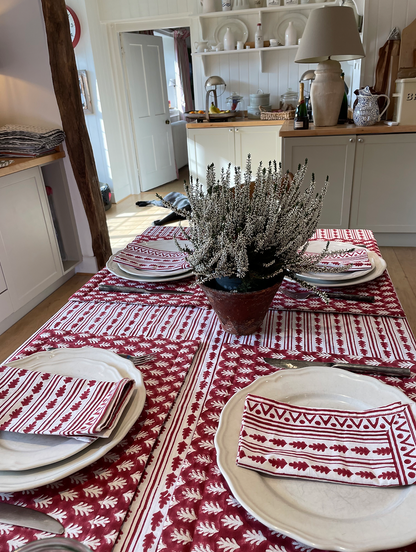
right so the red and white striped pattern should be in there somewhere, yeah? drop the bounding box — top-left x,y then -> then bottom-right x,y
303,247 -> 372,270
0,366 -> 133,440
237,396 -> 416,486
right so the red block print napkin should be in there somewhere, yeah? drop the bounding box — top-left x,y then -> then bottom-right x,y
237,396 -> 416,487
303,247 -> 372,271
113,244 -> 189,272
0,366 -> 134,441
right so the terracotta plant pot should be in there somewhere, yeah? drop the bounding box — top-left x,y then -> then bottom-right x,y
200,276 -> 284,335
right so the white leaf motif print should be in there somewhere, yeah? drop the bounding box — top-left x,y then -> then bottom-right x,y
123,490 -> 135,503
34,495 -> 53,508
83,485 -> 103,498
7,536 -> 28,551
98,497 -> 118,509
59,489 -> 79,501
202,425 -> 217,435
193,544 -> 215,552
243,529 -> 266,544
199,440 -> 214,450
73,502 -> 94,516
195,454 -> 212,465
64,524 -> 83,538
49,508 -> 67,522
207,482 -> 226,494
171,528 -> 193,545
177,507 -> 198,522
0,493 -> 13,500
0,524 -> 13,536
104,530 -> 119,544
89,515 -> 110,528
201,501 -> 223,515
93,468 -> 112,480
293,543 -> 313,551
82,536 -> 101,550
222,515 -> 243,529
218,537 -> 240,551
182,488 -> 202,502
125,444 -> 141,455
117,460 -> 135,472
266,546 -> 286,552
225,496 -> 242,508
70,473 -> 88,485
190,470 -> 208,483
108,477 -> 127,490
197,521 -> 219,537
211,400 -> 226,409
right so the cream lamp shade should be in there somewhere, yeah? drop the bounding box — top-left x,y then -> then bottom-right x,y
295,6 -> 365,127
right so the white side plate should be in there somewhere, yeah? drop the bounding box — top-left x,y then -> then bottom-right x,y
215,367 -> 416,552
108,255 -> 192,283
0,348 -> 145,488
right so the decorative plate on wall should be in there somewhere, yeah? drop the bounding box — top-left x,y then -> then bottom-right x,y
213,19 -> 249,46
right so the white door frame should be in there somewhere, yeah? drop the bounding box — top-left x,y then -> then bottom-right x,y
106,15 -> 196,194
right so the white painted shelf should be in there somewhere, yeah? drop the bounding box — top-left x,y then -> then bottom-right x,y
197,2 -> 337,19
193,44 -> 298,75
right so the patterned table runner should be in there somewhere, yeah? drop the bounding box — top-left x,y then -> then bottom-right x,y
157,342 -> 416,552
0,330 -> 199,552
69,228 -> 404,318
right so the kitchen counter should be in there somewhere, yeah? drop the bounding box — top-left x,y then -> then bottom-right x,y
280,121 -> 416,137
186,118 -> 286,129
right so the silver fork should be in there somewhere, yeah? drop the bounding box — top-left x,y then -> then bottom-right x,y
281,289 -> 375,303
117,353 -> 156,366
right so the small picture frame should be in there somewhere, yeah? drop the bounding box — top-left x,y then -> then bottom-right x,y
78,70 -> 93,114
284,0 -> 299,4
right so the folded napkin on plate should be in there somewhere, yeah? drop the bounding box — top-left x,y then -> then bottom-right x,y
113,244 -> 189,272
0,365 -> 134,442
237,395 -> 416,487
303,247 -> 372,271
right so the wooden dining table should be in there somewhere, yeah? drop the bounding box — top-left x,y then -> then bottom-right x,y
1,226 -> 416,552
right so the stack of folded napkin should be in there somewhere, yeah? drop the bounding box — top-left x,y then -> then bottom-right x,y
114,244 -> 189,272
0,124 -> 65,157
237,395 -> 416,487
0,365 -> 134,442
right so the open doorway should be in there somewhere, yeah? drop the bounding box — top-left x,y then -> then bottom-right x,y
120,27 -> 194,193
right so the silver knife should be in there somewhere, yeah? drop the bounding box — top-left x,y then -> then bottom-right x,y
263,358 -> 411,378
98,284 -> 193,295
0,503 -> 64,534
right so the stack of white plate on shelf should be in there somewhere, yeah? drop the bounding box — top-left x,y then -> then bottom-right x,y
107,239 -> 193,283
0,348 -> 146,492
294,240 -> 387,288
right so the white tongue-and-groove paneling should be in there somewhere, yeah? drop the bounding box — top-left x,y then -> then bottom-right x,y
97,0 -> 194,21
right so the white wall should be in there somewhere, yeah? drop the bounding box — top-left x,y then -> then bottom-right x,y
0,0 -> 96,273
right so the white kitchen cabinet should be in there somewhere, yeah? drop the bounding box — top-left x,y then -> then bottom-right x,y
282,135 -> 356,229
283,132 -> 416,244
187,125 -> 281,188
350,134 -> 416,233
0,167 -> 63,312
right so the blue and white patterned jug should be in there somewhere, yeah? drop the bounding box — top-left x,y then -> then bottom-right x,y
353,87 -> 390,127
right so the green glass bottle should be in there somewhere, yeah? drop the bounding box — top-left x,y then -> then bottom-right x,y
294,82 -> 309,130
338,72 -> 348,124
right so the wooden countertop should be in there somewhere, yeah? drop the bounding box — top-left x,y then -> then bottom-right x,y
0,147 -> 65,177
279,121 -> 416,137
186,118 -> 286,129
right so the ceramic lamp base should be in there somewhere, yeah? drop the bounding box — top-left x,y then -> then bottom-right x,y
310,59 -> 344,127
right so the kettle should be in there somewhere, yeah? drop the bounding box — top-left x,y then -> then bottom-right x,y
353,87 -> 390,127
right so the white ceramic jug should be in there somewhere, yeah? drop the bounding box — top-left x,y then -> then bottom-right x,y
224,27 -> 236,50
194,41 -> 209,53
201,0 -> 217,13
353,86 -> 390,127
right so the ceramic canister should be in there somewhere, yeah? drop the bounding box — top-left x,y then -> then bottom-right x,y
249,89 -> 270,107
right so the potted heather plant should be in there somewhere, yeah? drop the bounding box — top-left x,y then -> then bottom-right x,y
158,156 -> 348,335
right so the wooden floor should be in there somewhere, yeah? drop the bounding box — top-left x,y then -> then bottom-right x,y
1,166 -> 415,363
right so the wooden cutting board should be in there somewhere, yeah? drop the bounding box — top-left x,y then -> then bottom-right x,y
399,18 -> 416,69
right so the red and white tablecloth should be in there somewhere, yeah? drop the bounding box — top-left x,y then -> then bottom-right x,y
69,227 -> 405,318
157,343 -> 416,552
0,331 -> 199,552
2,227 -> 416,552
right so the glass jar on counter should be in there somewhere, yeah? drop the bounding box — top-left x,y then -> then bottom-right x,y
16,538 -> 92,552
280,88 -> 298,111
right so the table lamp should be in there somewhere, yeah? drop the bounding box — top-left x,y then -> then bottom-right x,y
295,6 -> 365,127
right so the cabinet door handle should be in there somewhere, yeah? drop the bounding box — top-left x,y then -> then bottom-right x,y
349,138 -> 355,142
358,138 -> 364,143
235,128 -> 239,132
229,128 -> 233,132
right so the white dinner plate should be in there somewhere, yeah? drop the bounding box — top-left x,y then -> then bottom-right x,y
108,255 -> 193,283
298,241 -> 375,281
215,367 -> 416,552
0,348 -> 145,489
295,251 -> 386,288
213,18 -> 249,46
275,13 -> 307,44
